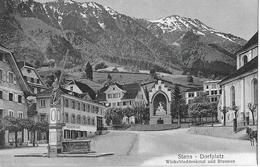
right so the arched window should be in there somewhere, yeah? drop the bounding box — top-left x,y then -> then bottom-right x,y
252,79 -> 258,105
243,56 -> 248,65
230,86 -> 235,106
83,116 -> 86,125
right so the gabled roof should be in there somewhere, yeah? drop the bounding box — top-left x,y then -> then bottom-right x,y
17,61 -> 48,90
219,56 -> 258,85
96,82 -> 142,101
0,45 -> 33,95
236,32 -> 258,55
185,87 -> 203,92
67,80 -> 96,100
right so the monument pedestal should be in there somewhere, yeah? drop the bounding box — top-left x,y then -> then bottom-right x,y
48,107 -> 63,158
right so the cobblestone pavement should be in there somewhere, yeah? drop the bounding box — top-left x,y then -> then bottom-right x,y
0,128 -> 257,166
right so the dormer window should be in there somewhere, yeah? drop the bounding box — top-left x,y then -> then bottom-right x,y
243,55 -> 248,65
70,86 -> 73,91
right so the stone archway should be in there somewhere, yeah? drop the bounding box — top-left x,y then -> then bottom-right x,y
149,80 -> 172,125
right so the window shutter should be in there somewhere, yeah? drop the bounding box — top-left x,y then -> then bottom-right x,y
13,76 -> 16,84
2,71 -> 6,82
6,72 -> 9,83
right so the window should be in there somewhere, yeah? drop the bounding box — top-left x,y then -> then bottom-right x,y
123,101 -> 126,106
92,118 -> 95,125
206,85 -> 209,89
219,89 -> 222,95
30,77 -> 34,83
18,95 -> 22,103
0,53 -> 3,61
0,69 -> 2,81
77,115 -> 81,124
9,93 -> 13,101
72,100 -> 75,109
65,99 -> 69,107
83,103 -> 86,111
40,114 -> 46,122
70,86 -> 73,91
77,102 -> 80,110
9,72 -> 14,83
252,79 -> 258,105
87,117 -> 91,125
0,91 -> 2,99
188,92 -> 194,98
65,113 -> 69,123
8,110 -> 14,117
36,79 -> 40,84
108,94 -> 112,99
27,69 -> 31,73
40,99 -> 46,107
243,55 -> 248,65
18,112 -> 23,118
71,114 -> 75,124
230,86 -> 235,106
211,90 -> 218,95
83,116 -> 87,124
212,84 -> 217,89
112,103 -> 116,107
206,91 -> 209,95
211,97 -> 218,102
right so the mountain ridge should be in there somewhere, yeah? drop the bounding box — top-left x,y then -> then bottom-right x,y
0,0 -> 247,77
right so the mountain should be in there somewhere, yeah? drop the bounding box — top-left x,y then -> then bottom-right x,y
0,0 -> 247,77
136,15 -> 247,76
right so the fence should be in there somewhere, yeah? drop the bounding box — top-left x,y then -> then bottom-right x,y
172,116 -> 218,125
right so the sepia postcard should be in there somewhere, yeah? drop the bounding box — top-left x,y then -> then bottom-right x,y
0,0 -> 258,166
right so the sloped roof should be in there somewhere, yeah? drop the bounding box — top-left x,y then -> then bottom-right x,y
236,32 -> 258,55
96,82 -> 142,101
71,80 -> 96,100
0,45 -> 33,95
219,56 -> 258,84
185,87 -> 203,92
77,78 -> 103,91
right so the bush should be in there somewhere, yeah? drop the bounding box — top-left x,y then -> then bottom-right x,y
95,62 -> 108,70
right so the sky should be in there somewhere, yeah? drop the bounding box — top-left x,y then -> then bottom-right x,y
36,0 -> 258,40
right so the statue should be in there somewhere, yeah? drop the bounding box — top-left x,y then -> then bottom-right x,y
50,71 -> 62,107
156,102 -> 166,115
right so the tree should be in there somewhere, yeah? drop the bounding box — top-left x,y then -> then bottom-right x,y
219,106 -> 228,126
104,108 -> 124,126
150,68 -> 158,79
133,105 -> 149,124
229,105 -> 239,132
36,121 -> 49,143
95,62 -> 108,70
248,103 -> 257,125
187,73 -> 193,83
172,85 -> 184,125
85,62 -> 93,80
4,117 -> 23,147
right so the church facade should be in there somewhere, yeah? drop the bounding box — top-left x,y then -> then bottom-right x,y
218,32 -> 258,125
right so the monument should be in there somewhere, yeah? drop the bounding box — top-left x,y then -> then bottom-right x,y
149,80 -> 172,124
48,72 -> 64,157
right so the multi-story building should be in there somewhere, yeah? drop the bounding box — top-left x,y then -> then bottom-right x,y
203,80 -> 222,103
184,87 -> 203,104
96,82 -> 148,108
18,61 -> 48,94
218,32 -> 258,125
0,45 -> 32,146
36,88 -> 107,141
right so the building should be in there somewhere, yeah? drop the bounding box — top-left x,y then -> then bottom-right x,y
63,80 -> 96,100
97,82 -> 148,108
203,80 -> 222,103
0,45 -> 33,146
184,87 -> 203,104
218,32 -> 258,125
18,61 -> 48,94
36,87 -> 107,141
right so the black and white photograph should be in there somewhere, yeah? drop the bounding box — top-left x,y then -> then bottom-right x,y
0,0 -> 258,166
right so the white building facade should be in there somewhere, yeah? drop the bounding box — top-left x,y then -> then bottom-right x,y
218,32 -> 258,125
